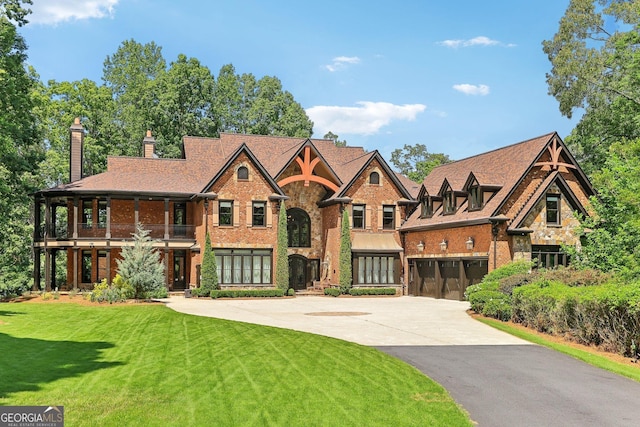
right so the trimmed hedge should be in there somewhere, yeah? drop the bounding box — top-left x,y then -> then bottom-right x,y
210,289 -> 285,299
348,287 -> 396,296
324,288 -> 341,297
512,280 -> 640,356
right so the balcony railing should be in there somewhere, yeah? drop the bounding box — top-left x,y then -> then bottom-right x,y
37,223 -> 195,241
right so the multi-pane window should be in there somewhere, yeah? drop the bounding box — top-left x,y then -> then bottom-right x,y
81,250 -> 92,283
287,208 -> 310,247
469,185 -> 482,210
252,201 -> 266,227
444,190 -> 456,214
356,255 -> 397,284
352,204 -> 365,229
219,200 -> 233,226
369,171 -> 380,185
82,199 -> 93,229
174,203 -> 186,236
97,251 -> 107,282
215,249 -> 272,284
382,205 -> 395,230
546,194 -> 560,225
98,200 -> 107,228
237,166 -> 249,180
420,197 -> 433,218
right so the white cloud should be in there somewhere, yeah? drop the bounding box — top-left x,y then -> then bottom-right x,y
325,56 -> 361,72
438,36 -> 514,48
306,101 -> 426,136
453,84 -> 490,96
29,0 -> 119,25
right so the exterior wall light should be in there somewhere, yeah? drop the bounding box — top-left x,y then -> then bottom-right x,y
416,241 -> 425,252
466,237 -> 474,250
440,239 -> 448,251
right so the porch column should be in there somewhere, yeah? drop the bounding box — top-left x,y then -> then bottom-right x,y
73,197 -> 79,239
164,247 -> 170,289
33,247 -> 41,291
134,197 -> 139,225
106,249 -> 112,284
164,198 -> 170,240
44,248 -> 51,292
106,196 -> 112,239
73,248 -> 78,290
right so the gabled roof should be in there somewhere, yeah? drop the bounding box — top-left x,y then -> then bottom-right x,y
36,132 -> 415,203
401,132 -> 594,232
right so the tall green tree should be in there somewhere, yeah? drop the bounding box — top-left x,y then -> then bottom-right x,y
116,223 -> 165,299
275,200 -> 289,291
0,0 -> 42,296
103,39 -> 166,157
339,208 -> 352,294
199,232 -> 218,295
543,0 -> 640,174
150,54 -> 216,158
570,138 -> 640,277
390,144 -> 451,183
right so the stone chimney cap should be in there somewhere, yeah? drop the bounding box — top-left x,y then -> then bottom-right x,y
143,130 -> 155,144
70,117 -> 84,130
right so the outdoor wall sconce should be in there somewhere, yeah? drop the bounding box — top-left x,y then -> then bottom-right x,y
466,236 -> 474,250
440,239 -> 448,251
416,241 -> 425,252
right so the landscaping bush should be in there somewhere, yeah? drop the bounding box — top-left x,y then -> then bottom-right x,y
348,287 -> 396,296
324,288 -> 341,297
468,290 -> 508,314
210,289 -> 285,298
0,271 -> 30,300
498,273 -> 536,296
287,288 -> 295,296
482,298 -> 512,321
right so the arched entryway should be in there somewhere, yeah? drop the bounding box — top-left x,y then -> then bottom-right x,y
288,254 -> 308,290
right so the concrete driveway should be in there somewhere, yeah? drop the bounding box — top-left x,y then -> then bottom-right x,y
164,295 -> 640,427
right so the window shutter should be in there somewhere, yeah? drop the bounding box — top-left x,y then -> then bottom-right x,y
366,206 -> 372,230
212,200 -> 219,227
348,206 -> 353,229
246,202 -> 252,227
233,201 -> 240,227
377,206 -> 383,231
395,206 -> 401,229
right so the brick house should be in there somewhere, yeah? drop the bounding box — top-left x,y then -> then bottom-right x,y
33,119 -> 417,292
400,132 -> 595,300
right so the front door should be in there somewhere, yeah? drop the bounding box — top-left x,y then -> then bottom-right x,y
288,255 -> 307,290
173,250 -> 186,290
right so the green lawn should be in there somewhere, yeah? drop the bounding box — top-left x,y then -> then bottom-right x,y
0,303 -> 471,426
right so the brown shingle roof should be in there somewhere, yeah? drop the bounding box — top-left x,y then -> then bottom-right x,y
41,133 -> 413,201
402,132 -> 557,231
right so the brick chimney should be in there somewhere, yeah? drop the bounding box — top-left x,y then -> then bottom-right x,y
143,130 -> 156,158
69,117 -> 84,182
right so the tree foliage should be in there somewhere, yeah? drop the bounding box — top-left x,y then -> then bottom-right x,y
323,131 -> 347,147
275,200 -> 289,290
0,1 -> 42,295
116,223 -> 166,299
390,143 -> 451,183
543,0 -> 640,174
200,232 -> 219,294
569,139 -> 640,278
339,208 -> 352,294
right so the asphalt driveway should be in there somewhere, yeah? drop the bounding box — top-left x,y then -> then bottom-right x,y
165,296 -> 640,426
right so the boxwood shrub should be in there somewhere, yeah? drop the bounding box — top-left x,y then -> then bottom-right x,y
210,289 -> 285,298
348,287 -> 396,296
324,288 -> 341,297
468,290 -> 508,314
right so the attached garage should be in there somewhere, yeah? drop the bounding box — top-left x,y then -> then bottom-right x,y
408,258 -> 487,300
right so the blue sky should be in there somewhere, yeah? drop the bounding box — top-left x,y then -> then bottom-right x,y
21,0 -> 577,162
